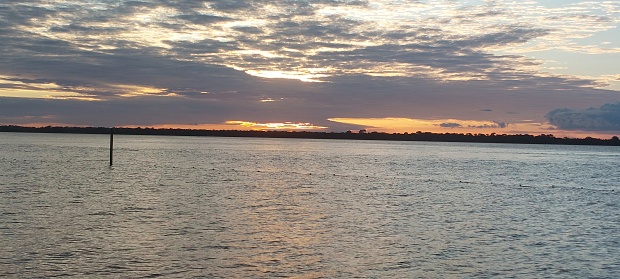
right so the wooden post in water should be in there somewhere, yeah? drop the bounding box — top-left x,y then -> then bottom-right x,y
109,127 -> 114,166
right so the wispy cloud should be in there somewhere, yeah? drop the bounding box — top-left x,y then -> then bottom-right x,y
3,0 -> 617,83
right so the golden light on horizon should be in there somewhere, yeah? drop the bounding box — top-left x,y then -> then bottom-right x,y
226,121 -> 328,130
328,117 -> 618,139
126,121 -> 328,131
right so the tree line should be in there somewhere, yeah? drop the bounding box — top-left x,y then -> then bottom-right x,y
1,125 -> 619,146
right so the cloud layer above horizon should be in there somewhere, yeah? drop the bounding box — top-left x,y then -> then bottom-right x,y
1,0 -> 619,136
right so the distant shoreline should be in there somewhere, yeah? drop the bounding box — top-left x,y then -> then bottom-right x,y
1,125 -> 619,146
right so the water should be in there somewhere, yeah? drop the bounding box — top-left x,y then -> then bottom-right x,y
1,132 -> 619,278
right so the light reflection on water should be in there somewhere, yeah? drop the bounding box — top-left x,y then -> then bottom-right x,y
1,133 -> 619,278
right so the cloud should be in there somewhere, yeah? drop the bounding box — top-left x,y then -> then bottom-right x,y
174,13 -> 232,24
440,122 -> 462,128
546,103 -> 620,131
468,122 -> 507,129
0,0 -> 619,135
438,121 -> 507,129
1,0 -> 614,85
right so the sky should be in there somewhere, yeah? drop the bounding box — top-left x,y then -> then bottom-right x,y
1,0 -> 619,138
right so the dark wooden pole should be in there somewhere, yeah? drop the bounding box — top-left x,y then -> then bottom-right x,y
109,127 -> 114,166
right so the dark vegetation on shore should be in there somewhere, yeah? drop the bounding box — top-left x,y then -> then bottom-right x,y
1,125 -> 619,146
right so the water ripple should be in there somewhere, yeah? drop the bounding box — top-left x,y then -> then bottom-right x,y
0,133 -> 619,278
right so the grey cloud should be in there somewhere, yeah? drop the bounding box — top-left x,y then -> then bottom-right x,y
48,24 -> 122,34
206,0 -> 254,11
233,26 -> 264,34
268,17 -> 362,40
313,42 -> 498,75
175,14 -> 232,24
440,123 -> 462,128
0,96 -> 231,127
13,37 -> 76,55
300,27 -> 550,79
122,1 -> 158,8
165,39 -> 241,54
546,103 -> 620,131
458,27 -> 550,48
472,10 -> 504,18
1,1 -> 551,84
546,14 -> 612,23
439,121 -> 507,129
0,38 -> 267,99
0,3 -> 54,28
275,20 -> 302,29
468,122 -> 507,129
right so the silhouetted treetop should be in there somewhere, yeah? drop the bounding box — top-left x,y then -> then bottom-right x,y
1,125 -> 619,146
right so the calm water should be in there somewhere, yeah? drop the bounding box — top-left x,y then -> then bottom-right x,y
1,132 -> 619,278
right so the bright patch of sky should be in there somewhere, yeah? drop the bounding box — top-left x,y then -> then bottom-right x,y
490,0 -> 620,90
536,0 -> 593,8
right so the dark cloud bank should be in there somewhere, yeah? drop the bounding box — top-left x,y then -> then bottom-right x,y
546,103 -> 620,131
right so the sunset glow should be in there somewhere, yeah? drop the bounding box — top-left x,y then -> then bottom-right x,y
328,117 -> 618,139
225,121 -> 329,131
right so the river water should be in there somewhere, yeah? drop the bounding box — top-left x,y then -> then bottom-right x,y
1,132 -> 619,278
